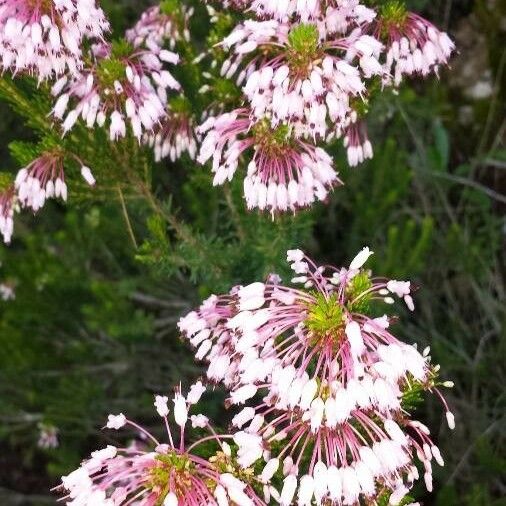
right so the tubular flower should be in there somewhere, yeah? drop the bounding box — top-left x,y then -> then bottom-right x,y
198,109 -> 340,213
37,422 -> 59,449
220,19 -> 384,139
0,184 -> 15,243
14,151 -> 94,212
51,40 -> 180,141
342,119 -> 373,167
179,249 -> 455,504
245,0 -> 376,23
371,3 -> 455,86
126,2 -> 192,50
148,98 -> 198,162
58,383 -> 263,506
0,0 -> 109,80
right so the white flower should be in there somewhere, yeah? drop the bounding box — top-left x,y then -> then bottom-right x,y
106,413 -> 126,430
349,247 -> 374,270
154,395 -> 169,417
173,392 -> 188,427
187,381 -> 206,405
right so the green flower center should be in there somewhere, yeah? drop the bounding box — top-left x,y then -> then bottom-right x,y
286,24 -> 322,78
149,452 -> 195,505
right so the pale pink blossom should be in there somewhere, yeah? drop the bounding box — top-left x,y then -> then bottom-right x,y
58,385 -> 263,506
52,41 -> 180,141
0,185 -> 16,243
198,109 -> 341,214
126,4 -> 192,50
0,0 -> 109,80
180,250 -> 455,503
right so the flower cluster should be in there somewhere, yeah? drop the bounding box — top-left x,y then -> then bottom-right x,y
126,2 -> 192,51
197,0 -> 454,212
14,151 -> 95,214
58,382 -> 262,506
0,0 -> 109,81
0,151 -> 96,243
148,97 -> 198,162
179,248 -> 455,505
198,109 -> 340,213
51,39 -> 180,141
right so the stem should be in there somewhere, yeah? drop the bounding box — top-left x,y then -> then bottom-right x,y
117,184 -> 139,249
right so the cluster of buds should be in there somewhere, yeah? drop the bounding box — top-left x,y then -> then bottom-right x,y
197,0 -> 454,212
0,0 -> 109,81
179,248 -> 455,505
57,382 -> 263,506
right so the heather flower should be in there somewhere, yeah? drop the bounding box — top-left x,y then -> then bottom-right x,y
371,1 -> 455,86
58,383 -> 262,506
0,281 -> 15,300
126,2 -> 192,50
52,39 -> 180,141
0,184 -> 16,243
342,119 -> 373,167
198,108 -> 340,213
0,0 -> 109,81
15,151 -> 68,211
178,291 -> 241,389
179,249 -> 455,504
14,151 -> 94,213
148,98 -> 198,162
37,422 -> 59,449
220,19 -> 384,139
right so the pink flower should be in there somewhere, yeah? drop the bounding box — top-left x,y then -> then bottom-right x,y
58,385 -> 263,506
220,18 -> 383,139
0,185 -> 15,244
371,9 -> 455,86
0,0 -> 109,81
52,40 -> 180,141
15,152 -> 68,212
148,103 -> 197,162
126,4 -> 192,50
198,109 -> 341,213
179,249 -> 455,503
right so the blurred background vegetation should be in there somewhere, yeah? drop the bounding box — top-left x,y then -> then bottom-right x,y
0,0 -> 504,504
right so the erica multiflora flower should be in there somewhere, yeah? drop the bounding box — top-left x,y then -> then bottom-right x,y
52,39 -> 180,141
245,0 -> 376,24
198,109 -> 340,213
342,119 -> 373,167
37,422 -> 59,449
14,151 -> 94,213
15,151 -> 68,211
148,98 -> 198,162
58,383 -> 263,506
0,281 -> 15,300
371,1 -> 455,86
0,0 -> 109,80
126,2 -> 192,50
179,248 -> 455,504
220,19 -> 383,140
0,184 -> 15,243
